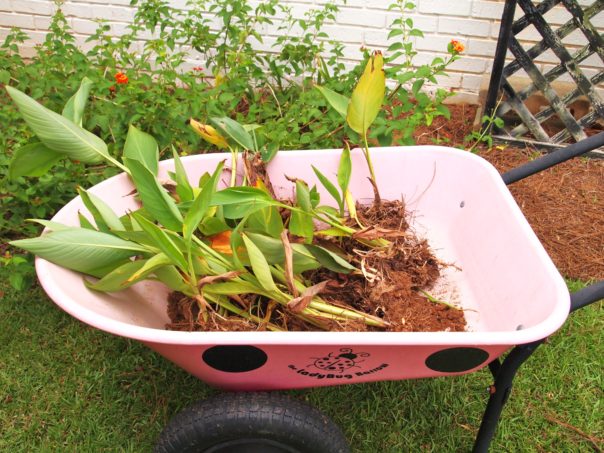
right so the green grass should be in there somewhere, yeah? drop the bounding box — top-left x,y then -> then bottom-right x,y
1,269 -> 602,452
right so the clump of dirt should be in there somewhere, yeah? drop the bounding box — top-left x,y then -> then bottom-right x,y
166,199 -> 467,333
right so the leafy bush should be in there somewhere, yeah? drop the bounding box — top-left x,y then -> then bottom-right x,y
1,0 -> 462,288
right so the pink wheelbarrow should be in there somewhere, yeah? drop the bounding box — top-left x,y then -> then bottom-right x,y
35,136 -> 604,452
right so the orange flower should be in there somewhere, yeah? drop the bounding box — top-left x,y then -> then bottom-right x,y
115,72 -> 128,84
209,230 -> 233,254
109,85 -> 116,92
450,39 -> 465,54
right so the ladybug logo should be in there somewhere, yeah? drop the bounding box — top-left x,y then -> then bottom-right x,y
310,348 -> 370,373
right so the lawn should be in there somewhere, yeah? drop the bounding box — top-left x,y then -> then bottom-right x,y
1,270 -> 601,452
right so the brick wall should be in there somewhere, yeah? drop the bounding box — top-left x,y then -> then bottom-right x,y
2,0 -> 603,103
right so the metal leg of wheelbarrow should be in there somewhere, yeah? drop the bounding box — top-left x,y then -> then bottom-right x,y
471,283 -> 604,453
471,340 -> 543,453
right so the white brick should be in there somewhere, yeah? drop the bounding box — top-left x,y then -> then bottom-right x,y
471,1 -> 503,20
438,18 -> 490,37
90,5 -> 134,22
71,18 -> 99,35
0,12 -> 35,28
461,73 -> 483,91
10,0 -> 55,16
448,56 -> 488,73
418,0 -> 471,17
337,8 -> 387,28
466,38 -> 497,57
386,13 -> 438,33
415,34 -> 454,53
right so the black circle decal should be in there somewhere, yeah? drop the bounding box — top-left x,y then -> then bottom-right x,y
425,347 -> 489,372
202,345 -> 268,373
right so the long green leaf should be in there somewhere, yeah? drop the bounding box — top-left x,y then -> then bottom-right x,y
132,212 -> 188,272
124,158 -> 183,231
242,234 -> 278,292
204,280 -> 269,297
154,265 -> 195,296
10,228 -> 146,276
8,142 -> 63,179
84,259 -> 150,292
123,125 -> 159,175
6,86 -> 120,167
305,244 -> 357,274
183,161 -> 224,242
337,143 -> 352,194
289,180 -> 314,243
316,85 -> 349,119
62,77 -> 93,126
212,186 -> 277,219
171,146 -> 193,202
346,51 -> 386,135
210,116 -> 255,151
78,188 -> 124,232
312,165 -> 343,212
246,232 -> 320,272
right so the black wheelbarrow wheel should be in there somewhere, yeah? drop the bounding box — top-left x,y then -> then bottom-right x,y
154,391 -> 350,453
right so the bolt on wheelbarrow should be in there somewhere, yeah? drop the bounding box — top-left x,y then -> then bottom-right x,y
34,133 -> 604,453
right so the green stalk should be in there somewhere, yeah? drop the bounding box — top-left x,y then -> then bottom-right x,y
363,132 -> 381,205
204,293 -> 284,331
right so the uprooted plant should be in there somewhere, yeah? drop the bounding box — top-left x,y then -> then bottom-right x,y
7,53 -> 465,332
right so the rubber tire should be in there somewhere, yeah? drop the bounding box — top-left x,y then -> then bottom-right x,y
154,392 -> 350,453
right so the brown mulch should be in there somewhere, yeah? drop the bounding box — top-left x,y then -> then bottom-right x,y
413,103 -> 604,281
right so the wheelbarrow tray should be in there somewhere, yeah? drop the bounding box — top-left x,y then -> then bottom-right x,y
36,146 -> 569,390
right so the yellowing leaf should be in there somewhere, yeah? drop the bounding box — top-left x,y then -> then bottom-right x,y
189,119 -> 229,149
346,51 -> 386,136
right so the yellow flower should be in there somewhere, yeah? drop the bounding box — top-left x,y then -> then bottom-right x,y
189,119 -> 229,149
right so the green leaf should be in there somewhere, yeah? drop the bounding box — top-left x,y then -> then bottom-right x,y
27,219 -> 71,231
10,228 -> 146,277
337,145 -> 352,194
124,158 -> 183,231
123,125 -> 159,176
305,244 -> 356,274
84,259 -> 149,292
171,147 -> 194,202
204,280 -> 269,297
154,265 -> 195,296
347,52 -> 386,135
62,77 -> 93,127
77,187 -> 125,232
289,181 -> 314,243
132,212 -> 188,272
242,233 -> 278,292
315,85 -> 349,119
246,205 -> 284,238
246,232 -> 320,273
8,142 -> 63,180
212,186 -> 277,219
78,212 -> 97,230
6,86 -> 115,166
183,161 -> 224,242
312,165 -> 343,213
210,116 -> 255,151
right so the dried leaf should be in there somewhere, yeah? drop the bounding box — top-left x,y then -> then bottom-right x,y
287,281 -> 329,313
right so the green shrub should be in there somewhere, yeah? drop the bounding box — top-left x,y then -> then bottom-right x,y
1,0 -> 462,289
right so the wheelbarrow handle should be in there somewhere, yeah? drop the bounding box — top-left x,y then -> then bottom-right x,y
501,131 -> 604,185
570,280 -> 604,313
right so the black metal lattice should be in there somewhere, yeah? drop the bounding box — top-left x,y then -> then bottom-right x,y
484,0 -> 604,151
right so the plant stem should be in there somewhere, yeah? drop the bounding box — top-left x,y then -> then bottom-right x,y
419,290 -> 461,311
363,132 -> 381,205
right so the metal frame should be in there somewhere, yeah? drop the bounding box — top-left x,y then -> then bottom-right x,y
471,131 -> 604,452
484,0 -> 604,149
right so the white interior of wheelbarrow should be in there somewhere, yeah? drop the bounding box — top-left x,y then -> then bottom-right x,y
36,147 -> 569,346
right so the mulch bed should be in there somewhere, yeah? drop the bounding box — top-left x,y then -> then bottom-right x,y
414,103 -> 604,281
